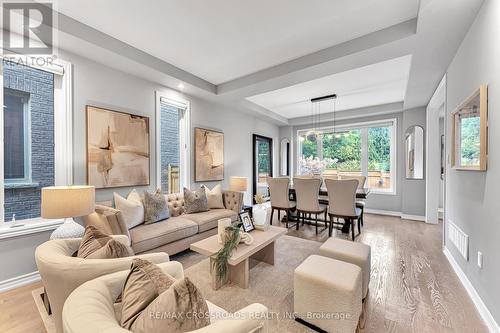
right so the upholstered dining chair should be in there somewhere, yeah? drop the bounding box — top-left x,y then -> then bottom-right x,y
267,177 -> 295,227
339,175 -> 367,226
293,177 -> 327,234
63,262 -> 269,333
325,179 -> 362,241
35,235 -> 169,333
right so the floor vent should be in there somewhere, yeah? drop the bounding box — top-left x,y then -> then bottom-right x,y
448,220 -> 469,261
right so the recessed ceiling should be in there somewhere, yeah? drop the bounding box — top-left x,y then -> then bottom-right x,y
246,55 -> 412,119
56,0 -> 419,84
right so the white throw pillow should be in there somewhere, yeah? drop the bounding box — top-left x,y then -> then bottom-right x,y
114,190 -> 144,229
201,184 -> 225,209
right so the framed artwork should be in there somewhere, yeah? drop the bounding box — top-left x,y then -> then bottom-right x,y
194,127 -> 224,182
451,84 -> 488,171
239,211 -> 254,232
86,105 -> 150,188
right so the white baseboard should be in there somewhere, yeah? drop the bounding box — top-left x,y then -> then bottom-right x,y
364,209 -> 426,222
443,247 -> 500,333
400,214 -> 426,222
364,208 -> 401,217
0,271 -> 40,293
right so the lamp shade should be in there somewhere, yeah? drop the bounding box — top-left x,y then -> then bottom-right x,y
229,176 -> 248,192
41,186 -> 95,219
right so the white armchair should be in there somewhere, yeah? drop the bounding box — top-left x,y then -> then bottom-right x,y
35,235 -> 170,333
62,262 -> 268,333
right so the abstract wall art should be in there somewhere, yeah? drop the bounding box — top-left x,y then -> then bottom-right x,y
194,127 -> 224,182
86,105 -> 150,188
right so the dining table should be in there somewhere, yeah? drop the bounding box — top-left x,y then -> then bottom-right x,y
286,186 -> 371,233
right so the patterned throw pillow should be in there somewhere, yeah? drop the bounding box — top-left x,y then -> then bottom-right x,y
77,226 -> 134,259
121,258 -> 176,329
184,187 -> 209,214
143,189 -> 170,224
121,258 -> 210,333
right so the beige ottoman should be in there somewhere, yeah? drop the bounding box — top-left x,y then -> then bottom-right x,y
320,237 -> 371,300
294,255 -> 362,333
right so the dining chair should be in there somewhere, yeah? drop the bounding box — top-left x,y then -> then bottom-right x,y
325,179 -> 362,241
339,175 -> 367,226
267,177 -> 296,228
293,177 -> 327,234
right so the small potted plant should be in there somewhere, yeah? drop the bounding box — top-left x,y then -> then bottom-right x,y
252,194 -> 270,231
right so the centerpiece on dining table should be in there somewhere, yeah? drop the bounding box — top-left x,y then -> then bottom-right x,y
299,156 -> 338,176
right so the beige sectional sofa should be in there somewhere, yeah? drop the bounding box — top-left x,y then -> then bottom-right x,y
84,190 -> 243,255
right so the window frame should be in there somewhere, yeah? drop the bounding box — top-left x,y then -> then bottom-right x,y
3,88 -> 31,184
297,118 -> 397,195
0,55 -> 73,227
155,91 -> 191,193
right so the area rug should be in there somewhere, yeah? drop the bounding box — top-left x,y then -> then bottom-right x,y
184,235 -> 323,332
32,235 -> 324,333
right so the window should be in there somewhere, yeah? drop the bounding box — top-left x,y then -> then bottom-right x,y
4,89 -> 29,182
156,93 -> 190,194
298,119 -> 396,194
1,57 -> 72,224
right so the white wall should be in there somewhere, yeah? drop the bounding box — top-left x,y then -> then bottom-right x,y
61,49 -> 279,204
446,0 -> 500,325
0,49 -> 279,284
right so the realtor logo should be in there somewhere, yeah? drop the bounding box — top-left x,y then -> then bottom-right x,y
3,2 -> 53,54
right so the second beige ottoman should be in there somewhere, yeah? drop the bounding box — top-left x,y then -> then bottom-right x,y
320,237 -> 371,300
294,255 -> 362,333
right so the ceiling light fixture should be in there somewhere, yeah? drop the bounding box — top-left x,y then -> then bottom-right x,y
310,93 -> 337,141
177,83 -> 185,90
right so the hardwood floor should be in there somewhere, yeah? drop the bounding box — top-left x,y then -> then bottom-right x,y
0,281 -> 45,333
0,213 -> 488,332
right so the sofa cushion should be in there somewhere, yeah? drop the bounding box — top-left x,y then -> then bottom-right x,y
129,217 -> 198,253
183,209 -> 238,233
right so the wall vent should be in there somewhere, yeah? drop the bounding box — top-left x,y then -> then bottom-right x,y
448,220 -> 469,261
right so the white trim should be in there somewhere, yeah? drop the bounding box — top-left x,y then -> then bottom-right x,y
155,91 -> 191,192
0,218 -> 63,240
364,209 -> 426,221
297,117 -> 397,195
364,208 -> 401,217
54,59 -> 73,186
400,214 -> 426,222
0,54 -> 64,76
160,97 -> 188,110
443,247 -> 500,333
0,271 -> 40,293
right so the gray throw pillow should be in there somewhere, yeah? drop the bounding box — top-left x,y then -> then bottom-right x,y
184,187 -> 209,214
143,189 -> 170,224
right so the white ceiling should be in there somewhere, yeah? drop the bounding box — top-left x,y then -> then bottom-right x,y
49,0 -> 484,124
55,0 -> 419,84
246,55 -> 412,118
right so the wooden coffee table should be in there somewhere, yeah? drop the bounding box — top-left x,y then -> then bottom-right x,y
190,226 -> 287,290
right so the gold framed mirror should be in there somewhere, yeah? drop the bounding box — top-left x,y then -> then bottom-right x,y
451,84 -> 488,171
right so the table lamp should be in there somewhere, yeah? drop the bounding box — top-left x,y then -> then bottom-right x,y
41,186 -> 95,223
229,176 -> 248,193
